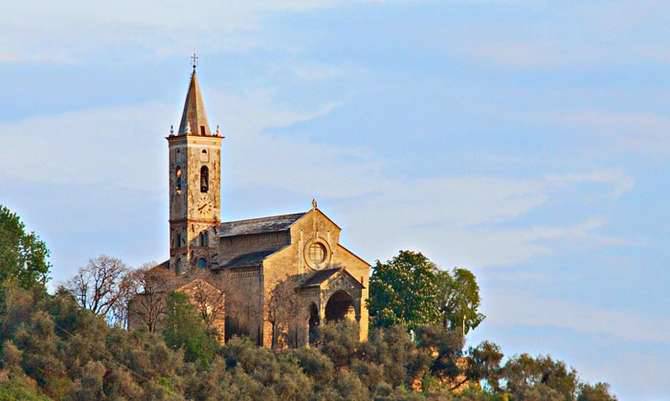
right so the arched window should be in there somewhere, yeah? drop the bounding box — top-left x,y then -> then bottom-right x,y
197,258 -> 207,269
199,231 -> 209,247
175,166 -> 183,192
200,166 -> 209,193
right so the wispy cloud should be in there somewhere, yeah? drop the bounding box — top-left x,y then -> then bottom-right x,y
486,291 -> 670,343
546,170 -> 635,198
0,88 -> 633,272
433,0 -> 670,71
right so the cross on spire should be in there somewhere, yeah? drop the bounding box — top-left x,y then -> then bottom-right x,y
191,51 -> 199,71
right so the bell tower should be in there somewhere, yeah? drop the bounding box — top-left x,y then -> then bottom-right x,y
167,62 -> 223,274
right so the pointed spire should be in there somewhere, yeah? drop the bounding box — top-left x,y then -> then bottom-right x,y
178,69 -> 211,136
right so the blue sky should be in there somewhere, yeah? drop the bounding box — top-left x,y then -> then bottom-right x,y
1,1 -> 668,399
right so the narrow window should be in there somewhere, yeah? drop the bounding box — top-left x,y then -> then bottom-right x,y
200,166 -> 209,193
200,126 -> 206,136
175,232 -> 182,248
175,166 -> 183,192
199,232 -> 208,247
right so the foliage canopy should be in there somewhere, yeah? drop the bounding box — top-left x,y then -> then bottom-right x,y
0,205 -> 50,293
0,277 -> 618,401
162,291 -> 219,367
368,250 -> 485,333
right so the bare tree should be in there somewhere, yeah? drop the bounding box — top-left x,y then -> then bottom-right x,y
218,269 -> 262,343
267,276 -> 308,349
111,271 -> 140,328
188,280 -> 225,333
66,255 -> 130,323
126,264 -> 170,333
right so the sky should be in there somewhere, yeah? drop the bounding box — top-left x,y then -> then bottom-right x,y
1,0 -> 668,399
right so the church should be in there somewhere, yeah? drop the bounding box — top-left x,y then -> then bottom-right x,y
129,65 -> 370,348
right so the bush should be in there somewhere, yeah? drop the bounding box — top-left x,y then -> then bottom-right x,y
314,320 -> 360,367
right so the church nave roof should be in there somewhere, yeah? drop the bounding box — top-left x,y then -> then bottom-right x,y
218,212 -> 306,238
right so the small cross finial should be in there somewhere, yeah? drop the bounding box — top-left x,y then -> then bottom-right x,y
312,198 -> 318,210
191,51 -> 199,71
170,125 -> 174,135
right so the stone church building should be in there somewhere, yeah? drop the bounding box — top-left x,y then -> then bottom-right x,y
129,67 -> 370,347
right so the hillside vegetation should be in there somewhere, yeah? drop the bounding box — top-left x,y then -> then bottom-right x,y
0,204 -> 617,401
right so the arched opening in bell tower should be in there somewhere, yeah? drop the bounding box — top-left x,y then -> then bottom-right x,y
200,166 -> 209,193
175,166 -> 183,192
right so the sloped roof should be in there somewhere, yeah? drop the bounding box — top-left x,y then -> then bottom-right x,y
300,268 -> 365,289
150,260 -> 170,271
178,71 -> 210,136
146,260 -> 172,279
301,268 -> 341,287
220,250 -> 276,269
218,212 -> 306,238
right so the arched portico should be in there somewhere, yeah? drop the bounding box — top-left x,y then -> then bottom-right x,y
297,267 -> 366,346
325,290 -> 356,322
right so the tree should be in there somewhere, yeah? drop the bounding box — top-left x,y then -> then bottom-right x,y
578,383 -> 618,401
440,268 -> 485,335
0,205 -> 50,293
65,255 -> 131,324
187,279 -> 225,336
415,325 -> 465,388
503,354 -> 579,401
163,291 -> 218,366
467,341 -> 504,391
126,263 -> 170,333
368,250 -> 443,331
315,321 -> 361,368
368,250 -> 485,334
267,276 -> 307,349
